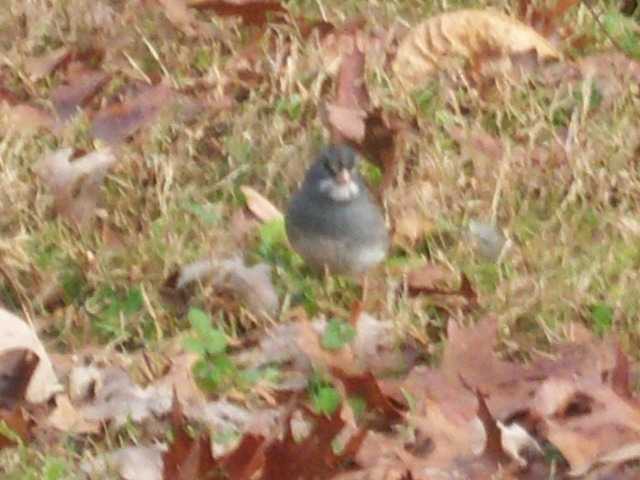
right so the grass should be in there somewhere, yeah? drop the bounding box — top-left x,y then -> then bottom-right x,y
1,0 -> 640,476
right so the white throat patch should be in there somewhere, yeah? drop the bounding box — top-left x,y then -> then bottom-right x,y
319,178 -> 360,202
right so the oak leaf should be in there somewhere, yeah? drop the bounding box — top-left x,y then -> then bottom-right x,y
393,9 -> 561,90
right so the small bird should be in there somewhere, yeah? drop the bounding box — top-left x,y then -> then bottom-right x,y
285,145 -> 389,276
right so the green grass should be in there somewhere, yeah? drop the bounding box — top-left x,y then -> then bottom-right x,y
1,0 -> 640,475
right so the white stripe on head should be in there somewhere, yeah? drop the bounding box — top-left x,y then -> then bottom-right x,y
319,178 -> 360,202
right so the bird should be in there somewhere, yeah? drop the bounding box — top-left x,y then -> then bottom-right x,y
285,144 -> 389,277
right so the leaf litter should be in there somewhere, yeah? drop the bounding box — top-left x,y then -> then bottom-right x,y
3,0 -> 640,478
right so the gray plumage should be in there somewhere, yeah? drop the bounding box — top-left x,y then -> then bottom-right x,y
285,145 -> 389,276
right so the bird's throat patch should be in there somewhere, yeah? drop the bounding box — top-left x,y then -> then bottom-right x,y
319,178 -> 360,201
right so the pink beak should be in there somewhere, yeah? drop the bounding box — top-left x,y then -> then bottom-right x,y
335,169 -> 351,185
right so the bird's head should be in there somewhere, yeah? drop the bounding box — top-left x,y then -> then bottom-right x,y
306,145 -> 361,202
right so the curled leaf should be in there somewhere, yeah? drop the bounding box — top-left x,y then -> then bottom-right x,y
393,9 -> 561,90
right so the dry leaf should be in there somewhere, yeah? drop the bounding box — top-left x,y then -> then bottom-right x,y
0,349 -> 40,410
326,105 -> 367,143
24,47 -> 74,80
34,148 -> 116,228
240,185 -> 283,222
1,103 -> 58,132
48,394 -> 101,434
533,376 -> 640,475
0,407 -> 31,451
393,9 -> 561,90
156,0 -> 205,36
110,445 -> 166,480
50,69 -> 111,120
187,0 -> 288,26
175,257 -> 279,318
0,308 -> 61,404
162,393 -> 217,480
91,84 -> 176,144
407,264 -> 456,294
80,367 -> 172,426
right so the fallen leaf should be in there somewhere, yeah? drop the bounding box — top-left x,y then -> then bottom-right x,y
519,0 -> 581,39
326,105 -> 367,143
263,407 -> 360,480
1,103 -> 58,132
34,148 -> 116,228
331,369 -> 404,427
162,392 -> 217,480
24,47 -> 75,80
533,376 -> 640,475
407,264 -> 456,295
175,256 -> 279,319
321,28 -> 403,192
334,40 -> 369,110
413,396 -> 486,468
0,349 -> 39,410
0,308 -> 61,404
50,69 -> 111,120
295,316 -> 358,374
393,9 -> 561,91
187,0 -> 288,26
91,84 -> 176,144
0,407 -> 32,451
107,445 -> 165,480
81,367 -> 172,426
240,185 -> 283,222
352,312 -> 418,374
216,433 -> 265,479
47,394 -> 101,434
156,0 -> 205,36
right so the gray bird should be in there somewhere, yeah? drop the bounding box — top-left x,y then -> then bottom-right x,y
285,145 -> 389,276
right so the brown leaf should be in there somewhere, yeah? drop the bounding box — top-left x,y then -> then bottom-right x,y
473,389 -> 504,463
0,349 -> 39,410
295,316 -> 359,374
187,0 -> 288,26
520,0 -> 582,39
326,105 -> 367,145
91,84 -> 176,144
47,394 -> 101,434
331,369 -> 404,428
162,392 -> 217,480
1,103 -> 58,132
326,105 -> 367,143
407,264 -> 457,295
361,109 -> 402,193
533,376 -> 640,476
413,396 -> 486,468
393,9 -> 561,91
24,47 -> 75,80
0,308 -> 61,404
34,148 -> 116,228
156,0 -> 206,36
335,41 -> 369,110
240,185 -> 283,222
97,445 -> 165,480
612,344 -> 631,399
263,408 -> 356,480
50,69 -> 111,121
0,407 -> 32,451
218,433 -> 266,479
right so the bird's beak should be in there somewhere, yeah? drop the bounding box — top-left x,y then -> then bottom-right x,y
335,168 -> 351,185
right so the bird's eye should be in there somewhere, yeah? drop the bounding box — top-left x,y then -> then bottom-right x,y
324,156 -> 340,175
